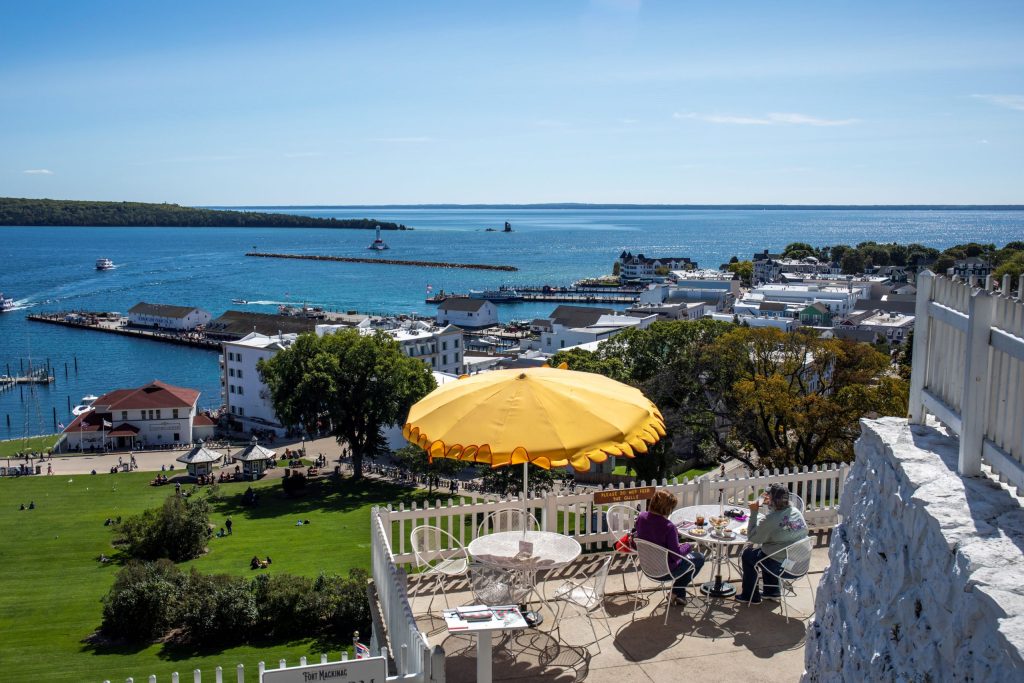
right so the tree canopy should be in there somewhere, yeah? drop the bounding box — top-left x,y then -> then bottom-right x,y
552,319 -> 906,475
0,197 -> 408,230
257,329 -> 436,478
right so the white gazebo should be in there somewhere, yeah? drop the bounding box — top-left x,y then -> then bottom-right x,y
176,440 -> 223,477
235,436 -> 276,479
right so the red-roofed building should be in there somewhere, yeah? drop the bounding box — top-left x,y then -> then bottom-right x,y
63,380 -> 208,451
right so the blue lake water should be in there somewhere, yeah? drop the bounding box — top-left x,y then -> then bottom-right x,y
1,207 -> 1021,437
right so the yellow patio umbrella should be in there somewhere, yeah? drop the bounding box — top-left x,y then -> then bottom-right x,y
402,366 -> 666,500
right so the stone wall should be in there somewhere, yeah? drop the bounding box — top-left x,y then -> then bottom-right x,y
804,417 -> 1024,682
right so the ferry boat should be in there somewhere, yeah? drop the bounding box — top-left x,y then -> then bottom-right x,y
0,293 -> 15,312
468,286 -> 522,302
368,226 -> 390,250
71,394 -> 99,416
96,258 -> 115,270
425,289 -> 468,304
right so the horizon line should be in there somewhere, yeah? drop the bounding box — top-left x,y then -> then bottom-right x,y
205,202 -> 1024,211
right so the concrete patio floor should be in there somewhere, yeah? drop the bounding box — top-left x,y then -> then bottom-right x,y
408,532 -> 831,682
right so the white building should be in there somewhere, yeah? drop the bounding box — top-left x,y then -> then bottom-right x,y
436,298 -> 499,329
535,305 -> 656,351
752,255 -> 840,284
127,302 -> 212,330
707,312 -> 800,331
837,309 -> 915,344
221,322 -> 464,435
639,271 -> 738,312
735,283 -> 866,319
62,380 -> 208,450
618,251 -> 697,282
626,300 -> 706,321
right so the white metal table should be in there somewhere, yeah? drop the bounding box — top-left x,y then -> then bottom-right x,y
670,504 -> 756,598
443,605 -> 528,683
468,530 -> 582,614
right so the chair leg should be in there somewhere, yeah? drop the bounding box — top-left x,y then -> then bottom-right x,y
662,584 -> 671,625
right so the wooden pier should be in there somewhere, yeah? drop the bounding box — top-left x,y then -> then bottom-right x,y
27,313 -> 221,351
0,367 -> 55,392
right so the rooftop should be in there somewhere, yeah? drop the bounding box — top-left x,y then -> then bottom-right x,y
128,302 -> 204,318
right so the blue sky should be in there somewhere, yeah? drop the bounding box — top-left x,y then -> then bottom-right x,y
2,0 -> 1022,204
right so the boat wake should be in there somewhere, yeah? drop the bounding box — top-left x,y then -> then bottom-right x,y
8,299 -> 35,311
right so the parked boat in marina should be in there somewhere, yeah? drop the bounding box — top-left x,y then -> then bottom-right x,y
96,258 -> 115,270
71,394 -> 99,416
468,286 -> 522,302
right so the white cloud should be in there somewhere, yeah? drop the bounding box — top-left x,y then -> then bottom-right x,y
23,168 -> 54,175
979,139 -> 990,144
674,111 -> 860,126
971,94 -> 1024,112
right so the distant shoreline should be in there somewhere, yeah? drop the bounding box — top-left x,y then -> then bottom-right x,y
212,203 -> 1024,211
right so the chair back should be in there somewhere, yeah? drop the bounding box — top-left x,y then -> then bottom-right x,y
477,509 -> 540,537
605,504 -> 639,540
468,562 -> 517,604
789,493 -> 806,513
782,537 -> 813,578
411,525 -> 464,569
634,539 -> 673,579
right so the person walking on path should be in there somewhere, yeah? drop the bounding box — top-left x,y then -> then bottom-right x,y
225,518 -> 233,535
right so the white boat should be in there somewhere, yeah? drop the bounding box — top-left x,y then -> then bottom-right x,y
368,226 -> 390,250
0,293 -> 14,312
232,299 -> 249,304
96,258 -> 115,270
469,287 -> 522,302
71,394 -> 99,416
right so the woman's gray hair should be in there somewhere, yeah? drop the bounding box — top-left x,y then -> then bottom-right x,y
768,484 -> 790,511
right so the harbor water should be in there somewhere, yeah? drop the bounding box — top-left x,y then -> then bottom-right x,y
1,207 -> 1022,438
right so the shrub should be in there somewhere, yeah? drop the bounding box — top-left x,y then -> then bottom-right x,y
324,569 -> 371,642
116,494 -> 211,561
101,560 -> 185,641
251,573 -> 314,638
179,570 -> 257,643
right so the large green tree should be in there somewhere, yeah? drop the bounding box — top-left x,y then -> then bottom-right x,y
258,329 -> 436,479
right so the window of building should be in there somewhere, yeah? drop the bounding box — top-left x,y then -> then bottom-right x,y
237,369 -> 242,379
156,410 -> 161,419
442,340 -> 447,351
172,409 -> 179,419
230,385 -> 236,393
229,368 -> 235,377
140,411 -> 146,420
228,352 -> 234,361
238,407 -> 245,416
431,357 -> 436,366
443,354 -> 448,365
454,339 -> 459,348
173,433 -> 180,441
121,411 -> 127,421
560,340 -> 565,348
148,410 -> 155,420
238,386 -> 243,395
455,352 -> 460,362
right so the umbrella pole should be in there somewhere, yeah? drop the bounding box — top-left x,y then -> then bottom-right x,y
523,461 -> 528,537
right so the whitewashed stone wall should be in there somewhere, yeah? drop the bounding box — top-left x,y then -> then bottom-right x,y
804,417 -> 1024,682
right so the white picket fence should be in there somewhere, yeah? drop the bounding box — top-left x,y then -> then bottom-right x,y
909,271 -> 1024,492
369,508 -> 442,682
376,464 -> 849,569
102,650 -> 389,683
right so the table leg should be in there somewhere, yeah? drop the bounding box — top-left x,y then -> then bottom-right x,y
477,629 -> 493,683
700,541 -> 737,597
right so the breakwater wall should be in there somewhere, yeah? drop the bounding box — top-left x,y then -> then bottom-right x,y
245,252 -> 518,272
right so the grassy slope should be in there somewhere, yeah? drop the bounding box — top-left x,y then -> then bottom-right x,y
0,472 -> 430,683
0,434 -> 60,458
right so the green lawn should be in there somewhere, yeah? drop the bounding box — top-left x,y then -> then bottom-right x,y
610,463 -> 716,480
0,434 -> 60,458
0,471 -> 433,683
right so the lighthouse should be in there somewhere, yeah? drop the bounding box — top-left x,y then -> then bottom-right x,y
368,225 -> 390,250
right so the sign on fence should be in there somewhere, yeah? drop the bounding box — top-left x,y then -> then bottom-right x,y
261,657 -> 387,683
593,486 -> 655,505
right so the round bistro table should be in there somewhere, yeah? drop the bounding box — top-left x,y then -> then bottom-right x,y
670,504 -> 756,598
468,530 -> 582,612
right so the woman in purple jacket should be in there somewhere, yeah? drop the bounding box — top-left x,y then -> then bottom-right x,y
634,489 -> 705,604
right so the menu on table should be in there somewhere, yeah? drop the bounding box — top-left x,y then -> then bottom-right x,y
443,605 -> 528,632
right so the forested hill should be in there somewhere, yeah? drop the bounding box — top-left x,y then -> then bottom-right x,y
0,198 -> 408,230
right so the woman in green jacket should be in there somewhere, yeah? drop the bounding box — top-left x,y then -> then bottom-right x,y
736,484 -> 808,604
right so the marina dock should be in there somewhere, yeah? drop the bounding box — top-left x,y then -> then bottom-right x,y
246,252 -> 518,272
0,367 -> 55,392
27,313 -> 222,350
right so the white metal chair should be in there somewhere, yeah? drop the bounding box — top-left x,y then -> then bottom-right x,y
789,493 -> 806,513
468,561 -> 529,605
633,539 -> 696,625
552,555 -> 613,653
749,536 -> 814,620
476,509 -> 540,537
605,503 -> 642,596
411,525 -> 470,611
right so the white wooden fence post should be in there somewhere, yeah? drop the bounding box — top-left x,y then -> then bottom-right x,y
258,662 -> 265,677
215,666 -> 222,683
959,287 -> 996,476
236,664 -> 244,683
193,670 -> 201,683
321,654 -> 328,664
149,676 -> 157,683
908,270 -> 934,424
171,673 -> 179,683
